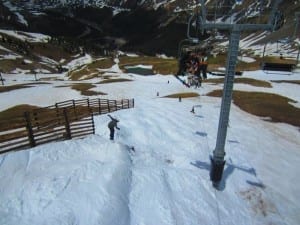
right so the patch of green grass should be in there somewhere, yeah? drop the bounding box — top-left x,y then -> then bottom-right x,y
39,77 -> 65,81
271,80 -> 300,85
32,42 -> 73,62
204,77 -> 272,88
236,60 -> 261,71
90,58 -> 115,69
23,82 -> 51,85
119,56 -> 178,75
0,57 -> 56,74
207,55 -> 296,72
0,104 -> 41,120
0,82 -> 51,93
67,65 -> 89,81
68,58 -> 114,80
97,78 -> 133,84
0,59 -> 29,73
0,84 -> 33,93
207,54 -> 227,66
234,78 -> 272,88
70,83 -> 106,96
261,56 -> 296,64
208,56 -> 261,71
0,104 -> 93,134
206,90 -> 300,127
163,92 -> 200,98
55,85 -> 70,88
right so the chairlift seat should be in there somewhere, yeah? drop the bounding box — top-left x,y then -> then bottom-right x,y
262,62 -> 295,72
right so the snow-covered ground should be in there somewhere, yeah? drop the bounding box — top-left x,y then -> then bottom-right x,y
0,61 -> 299,225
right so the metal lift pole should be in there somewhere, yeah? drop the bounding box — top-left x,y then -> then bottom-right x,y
210,26 -> 241,188
199,0 -> 282,188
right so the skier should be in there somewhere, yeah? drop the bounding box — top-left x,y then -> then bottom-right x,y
190,106 -> 195,114
107,115 -> 120,140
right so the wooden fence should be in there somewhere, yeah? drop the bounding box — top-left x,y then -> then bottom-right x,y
0,98 -> 134,154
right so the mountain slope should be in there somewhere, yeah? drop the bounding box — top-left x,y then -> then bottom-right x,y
1,1 -> 299,57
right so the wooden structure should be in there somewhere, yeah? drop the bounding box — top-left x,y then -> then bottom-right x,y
0,98 -> 134,154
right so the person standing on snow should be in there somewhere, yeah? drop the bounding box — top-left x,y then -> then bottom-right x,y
108,115 -> 120,140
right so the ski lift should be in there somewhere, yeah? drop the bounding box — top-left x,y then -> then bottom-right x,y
177,0 -> 213,75
177,0 -> 286,189
176,0 -> 247,76
262,39 -> 297,73
261,9 -> 298,73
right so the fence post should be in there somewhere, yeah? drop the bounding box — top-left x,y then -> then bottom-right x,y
121,99 -> 124,109
98,98 -> 102,114
63,109 -> 71,139
33,111 -> 40,130
114,100 -> 117,111
87,98 -> 91,113
72,99 -> 76,113
72,99 -> 78,120
0,72 -> 4,85
107,99 -> 110,112
55,103 -> 61,124
132,99 -> 135,108
91,114 -> 95,134
24,112 -> 36,147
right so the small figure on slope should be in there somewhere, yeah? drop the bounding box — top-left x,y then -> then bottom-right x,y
108,115 -> 120,140
190,106 -> 195,114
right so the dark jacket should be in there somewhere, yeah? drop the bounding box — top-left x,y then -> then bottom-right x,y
108,115 -> 120,130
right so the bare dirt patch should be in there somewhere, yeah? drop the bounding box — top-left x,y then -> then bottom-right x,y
0,104 -> 41,120
68,58 -> 114,80
271,80 -> 300,85
97,78 -> 132,84
207,90 -> 300,127
119,56 -> 177,75
204,77 -> 272,88
0,84 -> 33,93
70,83 -> 106,96
163,92 -> 200,98
240,187 -> 277,217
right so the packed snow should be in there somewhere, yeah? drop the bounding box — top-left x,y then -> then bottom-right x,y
0,57 -> 299,225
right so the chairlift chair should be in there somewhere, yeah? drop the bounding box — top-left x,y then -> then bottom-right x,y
261,13 -> 298,73
177,2 -> 214,75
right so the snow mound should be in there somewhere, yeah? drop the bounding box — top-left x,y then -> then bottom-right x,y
0,135 -> 132,225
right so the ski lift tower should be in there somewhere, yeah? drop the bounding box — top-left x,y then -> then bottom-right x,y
197,0 -> 283,188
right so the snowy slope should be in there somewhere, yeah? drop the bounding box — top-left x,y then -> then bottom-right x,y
0,62 -> 300,225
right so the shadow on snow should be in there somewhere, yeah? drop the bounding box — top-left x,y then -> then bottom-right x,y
190,158 -> 265,191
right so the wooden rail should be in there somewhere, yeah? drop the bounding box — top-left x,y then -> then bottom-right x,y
0,98 -> 134,154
